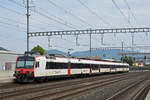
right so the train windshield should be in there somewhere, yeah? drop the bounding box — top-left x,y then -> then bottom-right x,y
16,56 -> 35,69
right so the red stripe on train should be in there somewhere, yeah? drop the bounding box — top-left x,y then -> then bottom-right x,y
68,63 -> 71,77
99,65 -> 101,74
89,64 -> 92,75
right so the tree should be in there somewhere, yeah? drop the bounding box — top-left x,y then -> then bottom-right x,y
31,45 -> 46,55
103,54 -> 106,58
121,56 -> 134,66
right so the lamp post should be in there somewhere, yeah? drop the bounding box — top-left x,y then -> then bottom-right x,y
68,48 -> 74,58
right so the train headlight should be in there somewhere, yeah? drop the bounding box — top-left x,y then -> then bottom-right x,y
28,71 -> 32,74
15,71 -> 19,74
28,71 -> 34,76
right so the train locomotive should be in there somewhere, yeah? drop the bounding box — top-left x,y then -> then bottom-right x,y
13,52 -> 129,83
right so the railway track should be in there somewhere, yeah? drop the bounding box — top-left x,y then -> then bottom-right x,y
107,76 -> 150,100
0,72 -> 132,93
0,72 -> 128,90
0,72 -> 147,100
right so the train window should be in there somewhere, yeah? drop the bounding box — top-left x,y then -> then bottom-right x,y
16,61 -> 25,68
110,65 -> 112,68
55,63 -> 68,69
103,65 -> 107,68
16,56 -> 35,69
116,65 -> 118,68
70,63 -> 90,69
46,62 -> 68,69
92,64 -> 99,70
100,65 -> 104,68
71,63 -> 76,69
83,64 -> 89,68
35,62 -> 39,68
71,63 -> 80,69
106,65 -> 109,68
46,62 -> 54,69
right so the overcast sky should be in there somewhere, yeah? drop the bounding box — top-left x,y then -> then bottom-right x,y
0,0 -> 150,53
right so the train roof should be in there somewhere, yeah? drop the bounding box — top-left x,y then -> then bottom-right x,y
21,52 -> 129,66
45,55 -> 129,66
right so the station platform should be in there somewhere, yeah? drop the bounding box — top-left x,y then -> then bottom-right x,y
0,70 -> 14,83
145,90 -> 150,100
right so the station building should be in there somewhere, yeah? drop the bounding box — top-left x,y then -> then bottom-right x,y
0,50 -> 23,71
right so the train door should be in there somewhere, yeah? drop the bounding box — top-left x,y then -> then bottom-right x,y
34,57 -> 46,77
89,64 -> 92,75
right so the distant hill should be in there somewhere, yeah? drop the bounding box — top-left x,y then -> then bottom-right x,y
0,47 -> 8,51
46,49 -> 136,60
46,49 -> 67,56
72,49 -> 133,60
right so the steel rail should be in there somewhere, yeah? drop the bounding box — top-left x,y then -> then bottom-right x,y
107,78 -> 150,100
0,73 -> 139,100
25,73 -> 142,100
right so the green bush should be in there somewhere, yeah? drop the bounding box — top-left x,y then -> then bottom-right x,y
31,45 -> 46,55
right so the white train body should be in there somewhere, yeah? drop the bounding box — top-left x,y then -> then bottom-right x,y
14,55 -> 129,82
34,56 -> 129,77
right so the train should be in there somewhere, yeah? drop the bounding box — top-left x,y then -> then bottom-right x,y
13,52 -> 129,83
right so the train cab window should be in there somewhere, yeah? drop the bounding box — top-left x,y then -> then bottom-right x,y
16,56 -> 35,69
35,62 -> 39,68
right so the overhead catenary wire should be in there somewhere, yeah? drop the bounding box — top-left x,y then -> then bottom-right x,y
112,0 -> 136,49
32,9 -> 77,30
8,0 -> 112,47
0,2 -> 61,30
46,0 -> 93,46
76,0 -> 116,46
0,20 -> 26,32
47,0 -> 105,47
77,0 -> 112,27
47,0 -> 94,28
6,0 -> 65,30
123,0 -> 147,45
0,33 -> 26,42
0,24 -> 26,34
47,36 -> 74,50
36,1 -> 90,46
6,0 -> 88,49
3,0 -> 149,53
36,6 -> 80,29
112,0 -> 133,27
0,17 -> 26,32
8,0 -> 78,30
0,16 -> 47,31
123,0 -> 140,26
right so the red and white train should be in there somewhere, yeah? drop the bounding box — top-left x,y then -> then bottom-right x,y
14,52 -> 129,83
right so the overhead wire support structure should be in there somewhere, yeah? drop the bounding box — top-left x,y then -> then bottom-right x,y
26,0 -> 30,52
29,27 -> 150,37
28,27 -> 150,57
92,46 -> 150,50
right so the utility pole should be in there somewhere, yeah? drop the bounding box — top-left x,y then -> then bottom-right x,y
76,35 -> 78,46
48,36 -> 51,49
89,31 -> 92,59
121,41 -> 124,61
101,34 -> 103,45
26,0 -> 30,51
131,33 -> 134,51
